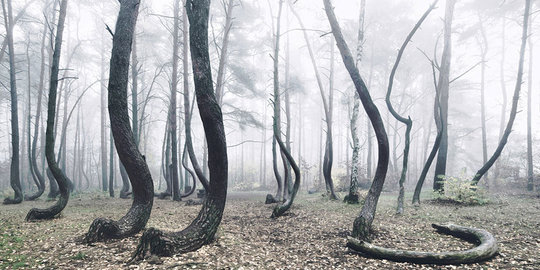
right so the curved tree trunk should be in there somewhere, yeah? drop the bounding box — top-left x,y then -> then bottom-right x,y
347,223 -> 498,264
181,143 -> 196,198
412,63 -> 443,205
271,134 -> 300,218
385,2 -> 436,214
2,0 -> 22,205
323,0 -> 389,241
83,0 -> 154,243
471,0 -> 531,185
26,0 -> 70,221
132,0 -> 228,259
25,21 -> 47,200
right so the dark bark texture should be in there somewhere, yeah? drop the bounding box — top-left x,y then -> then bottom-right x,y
347,223 -> 498,264
26,0 -> 70,221
83,0 -> 154,243
131,0 -> 228,259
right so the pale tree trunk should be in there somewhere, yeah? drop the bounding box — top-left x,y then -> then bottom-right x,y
290,2 -> 336,199
26,0 -> 70,220
323,0 -> 389,241
433,0 -> 456,192
100,29 -> 108,194
495,17 -> 507,180
170,0 -> 181,201
526,31 -> 534,191
1,0 -> 22,205
471,0 -> 532,185
478,19 -> 488,184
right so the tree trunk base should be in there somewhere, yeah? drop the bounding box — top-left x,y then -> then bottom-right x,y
82,218 -> 123,243
3,196 -> 23,205
156,192 -> 171,200
347,223 -> 498,264
265,194 -> 279,204
344,193 -> 360,204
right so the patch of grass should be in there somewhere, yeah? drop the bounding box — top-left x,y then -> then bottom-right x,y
71,252 -> 87,260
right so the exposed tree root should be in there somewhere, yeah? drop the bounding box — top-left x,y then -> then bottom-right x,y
347,223 -> 498,264
265,194 -> 279,204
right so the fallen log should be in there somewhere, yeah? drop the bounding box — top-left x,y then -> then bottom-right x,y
347,223 -> 498,264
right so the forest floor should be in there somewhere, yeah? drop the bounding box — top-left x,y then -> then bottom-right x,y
0,190 -> 539,269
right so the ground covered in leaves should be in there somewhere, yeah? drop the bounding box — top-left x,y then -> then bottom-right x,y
0,191 -> 539,269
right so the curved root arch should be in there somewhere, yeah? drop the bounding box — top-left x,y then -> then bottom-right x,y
347,223 -> 498,264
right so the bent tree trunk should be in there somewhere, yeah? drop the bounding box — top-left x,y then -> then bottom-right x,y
132,0 -> 228,259
471,0 -> 531,185
26,0 -> 70,221
271,134 -> 300,218
25,21 -> 48,201
323,0 -> 390,241
412,63 -> 443,205
347,223 -> 498,264
386,2 -> 436,214
83,0 -> 154,243
2,0 -> 22,205
181,143 -> 197,198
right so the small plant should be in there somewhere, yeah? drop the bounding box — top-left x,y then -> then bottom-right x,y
71,252 -> 86,260
433,175 -> 489,205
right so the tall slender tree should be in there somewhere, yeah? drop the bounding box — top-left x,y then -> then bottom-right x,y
1,0 -> 22,205
26,0 -> 70,220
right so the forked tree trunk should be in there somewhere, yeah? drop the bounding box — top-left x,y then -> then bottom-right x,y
271,134 -> 300,218
132,0 -> 228,259
26,0 -> 70,221
83,0 -> 154,242
323,0 -> 389,241
472,0 -> 532,185
2,0 -> 22,205
385,2 -> 436,214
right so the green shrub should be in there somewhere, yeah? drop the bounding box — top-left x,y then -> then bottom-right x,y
433,175 -> 489,205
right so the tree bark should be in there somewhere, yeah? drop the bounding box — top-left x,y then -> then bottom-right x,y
170,0 -> 181,201
83,0 -> 154,242
323,0 -> 389,241
132,0 -> 228,258
433,0 -> 456,192
271,134 -> 300,218
347,223 -> 498,264
526,38 -> 533,191
25,19 -> 49,201
26,0 -> 70,220
471,0 -> 531,185
1,0 -> 22,205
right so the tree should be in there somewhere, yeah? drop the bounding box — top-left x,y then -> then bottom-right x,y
289,2 -> 337,199
471,0 -> 532,185
83,0 -> 154,243
1,0 -> 22,205
344,0 -> 365,205
433,0 -> 456,192
385,2 -> 436,214
25,0 -> 70,221
132,0 -> 228,258
323,0 -> 389,241
170,0 -> 181,201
